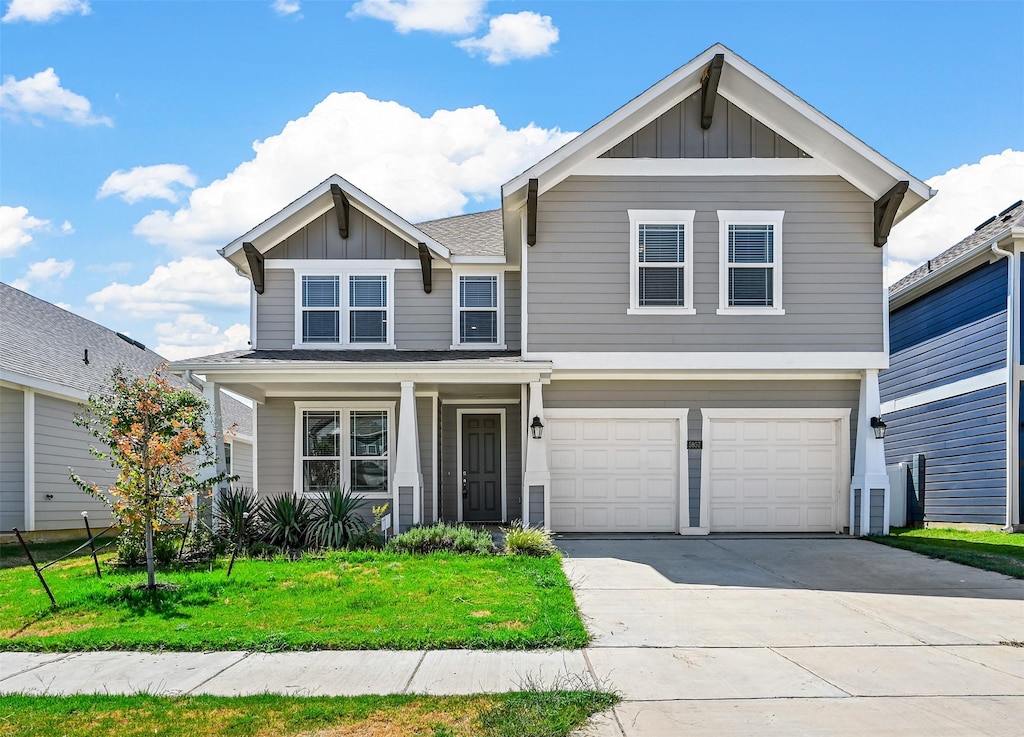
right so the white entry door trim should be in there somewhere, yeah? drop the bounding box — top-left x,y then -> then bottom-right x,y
699,408 -> 851,533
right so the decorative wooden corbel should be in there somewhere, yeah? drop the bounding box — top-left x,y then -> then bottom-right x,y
874,181 -> 909,248
418,242 -> 432,294
242,242 -> 265,294
330,183 -> 350,239
526,178 -> 538,247
700,53 -> 725,130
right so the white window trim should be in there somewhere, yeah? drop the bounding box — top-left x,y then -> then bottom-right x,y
451,266 -> 506,350
627,209 -> 696,315
717,210 -> 785,315
293,401 -> 396,498
293,267 -> 396,349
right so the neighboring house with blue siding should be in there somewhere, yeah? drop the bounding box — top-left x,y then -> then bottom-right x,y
881,200 -> 1024,529
0,283 -> 254,540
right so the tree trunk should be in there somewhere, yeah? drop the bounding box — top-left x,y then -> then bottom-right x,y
145,517 -> 155,589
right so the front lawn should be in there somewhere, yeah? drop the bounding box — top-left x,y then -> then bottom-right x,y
0,550 -> 588,651
0,692 -> 619,737
869,527 -> 1024,579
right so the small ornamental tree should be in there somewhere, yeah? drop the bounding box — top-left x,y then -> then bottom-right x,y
72,365 -> 231,588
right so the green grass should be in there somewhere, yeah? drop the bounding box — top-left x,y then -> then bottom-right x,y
869,527 -> 1024,579
0,537 -> 117,570
0,691 -> 619,737
0,550 -> 588,652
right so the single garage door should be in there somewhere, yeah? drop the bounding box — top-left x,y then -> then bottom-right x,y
547,411 -> 684,533
705,411 -> 846,533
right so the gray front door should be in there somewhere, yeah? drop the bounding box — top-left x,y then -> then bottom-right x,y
463,414 -> 501,521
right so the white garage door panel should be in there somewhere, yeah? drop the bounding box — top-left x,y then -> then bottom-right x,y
548,416 -> 680,533
707,415 -> 843,533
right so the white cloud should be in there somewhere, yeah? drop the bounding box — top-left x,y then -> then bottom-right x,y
132,92 -> 576,252
456,11 -> 558,64
271,0 -> 301,17
0,205 -> 49,257
2,0 -> 90,23
60,220 -> 74,234
98,164 -> 198,204
86,256 -> 249,316
153,313 -> 249,361
886,149 -> 1024,285
349,0 -> 485,34
0,68 -> 111,126
10,257 -> 74,290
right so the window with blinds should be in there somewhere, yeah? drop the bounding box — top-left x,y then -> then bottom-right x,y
459,275 -> 498,343
349,275 -> 388,343
302,275 -> 340,342
297,272 -> 392,346
628,210 -> 695,314
717,211 -> 784,315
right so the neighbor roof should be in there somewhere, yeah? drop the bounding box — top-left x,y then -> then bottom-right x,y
417,209 -> 503,257
890,199 -> 1024,298
0,282 -> 251,437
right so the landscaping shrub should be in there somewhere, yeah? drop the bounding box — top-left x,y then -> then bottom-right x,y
305,487 -> 369,550
260,492 -> 310,550
215,487 -> 263,548
386,522 -> 496,554
116,531 -> 145,566
501,521 -> 558,557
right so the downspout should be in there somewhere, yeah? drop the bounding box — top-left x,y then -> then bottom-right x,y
990,242 -> 1015,530
184,370 -> 205,391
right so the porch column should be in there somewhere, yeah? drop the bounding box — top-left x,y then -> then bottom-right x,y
394,381 -> 423,533
199,381 -> 227,527
522,381 -> 550,529
850,369 -> 890,536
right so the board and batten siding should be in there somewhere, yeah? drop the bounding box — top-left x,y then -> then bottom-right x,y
528,175 -> 882,353
883,385 -> 1006,525
33,393 -> 114,531
544,379 -> 859,527
0,386 -> 25,531
264,209 -> 417,261
602,92 -> 807,159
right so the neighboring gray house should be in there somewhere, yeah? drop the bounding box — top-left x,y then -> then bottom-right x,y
0,282 -> 253,539
172,44 -> 930,536
881,201 -> 1024,529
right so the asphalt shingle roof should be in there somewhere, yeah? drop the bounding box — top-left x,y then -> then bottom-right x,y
890,199 -> 1024,296
417,209 -> 504,257
0,282 -> 251,437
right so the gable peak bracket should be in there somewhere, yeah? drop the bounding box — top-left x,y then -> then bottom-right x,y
330,182 -> 351,239
700,53 -> 725,131
242,242 -> 265,295
526,178 -> 539,247
418,242 -> 432,294
874,180 -> 909,248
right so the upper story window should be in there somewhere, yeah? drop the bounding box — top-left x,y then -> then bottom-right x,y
452,269 -> 505,349
717,211 -> 785,315
296,269 -> 394,348
628,210 -> 695,315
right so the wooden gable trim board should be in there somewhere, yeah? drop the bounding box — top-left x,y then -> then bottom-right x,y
242,242 -> 265,294
700,53 -> 725,130
330,183 -> 351,239
874,181 -> 909,248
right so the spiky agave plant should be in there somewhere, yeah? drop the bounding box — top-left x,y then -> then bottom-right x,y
261,492 -> 310,550
305,486 -> 369,550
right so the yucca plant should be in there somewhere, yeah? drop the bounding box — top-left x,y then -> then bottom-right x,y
305,486 -> 369,550
215,486 -> 263,548
261,492 -> 310,550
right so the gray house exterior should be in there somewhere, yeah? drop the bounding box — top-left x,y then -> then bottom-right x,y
0,283 -> 253,539
172,44 -> 930,537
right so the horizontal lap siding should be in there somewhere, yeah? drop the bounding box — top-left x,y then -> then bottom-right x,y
883,385 -> 1006,525
880,311 -> 1007,401
33,394 -> 114,531
256,398 -> 295,494
256,269 -> 295,350
230,440 -> 254,488
530,176 -> 881,352
396,269 -> 452,349
544,379 -> 859,527
505,271 -> 521,351
0,387 -> 25,531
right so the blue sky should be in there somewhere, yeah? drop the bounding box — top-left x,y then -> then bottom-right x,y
1,0 -> 1022,358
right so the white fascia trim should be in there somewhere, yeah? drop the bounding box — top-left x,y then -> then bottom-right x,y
718,210 -> 785,314
702,407 -> 852,420
576,158 -> 835,178
449,255 -> 509,265
267,259 -> 439,271
526,352 -> 888,371
628,209 -> 696,315
879,369 -> 1005,415
0,371 -> 88,402
552,370 -> 862,382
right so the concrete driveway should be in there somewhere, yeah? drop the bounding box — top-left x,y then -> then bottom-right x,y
560,536 -> 1024,737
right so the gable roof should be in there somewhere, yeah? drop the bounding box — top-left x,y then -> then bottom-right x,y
416,209 -> 503,257
221,174 -> 452,278
502,43 -> 931,223
890,199 -> 1024,301
0,282 -> 251,438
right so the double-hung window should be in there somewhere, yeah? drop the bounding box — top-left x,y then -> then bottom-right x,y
296,270 -> 394,347
452,270 -> 505,348
297,404 -> 392,497
717,211 -> 785,315
628,210 -> 695,315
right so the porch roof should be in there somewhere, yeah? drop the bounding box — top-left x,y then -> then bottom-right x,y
173,349 -> 526,366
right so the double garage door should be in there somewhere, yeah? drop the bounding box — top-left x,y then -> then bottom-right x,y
548,410 -> 846,534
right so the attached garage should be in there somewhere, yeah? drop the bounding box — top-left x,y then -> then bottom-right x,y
701,409 -> 850,533
546,410 -> 688,533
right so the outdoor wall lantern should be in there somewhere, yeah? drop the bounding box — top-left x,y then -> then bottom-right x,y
870,416 -> 887,440
530,416 -> 545,439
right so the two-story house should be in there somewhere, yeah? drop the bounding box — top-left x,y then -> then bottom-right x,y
172,44 -> 930,537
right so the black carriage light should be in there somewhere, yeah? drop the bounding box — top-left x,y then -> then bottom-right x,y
530,416 -> 545,440
870,416 -> 887,440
